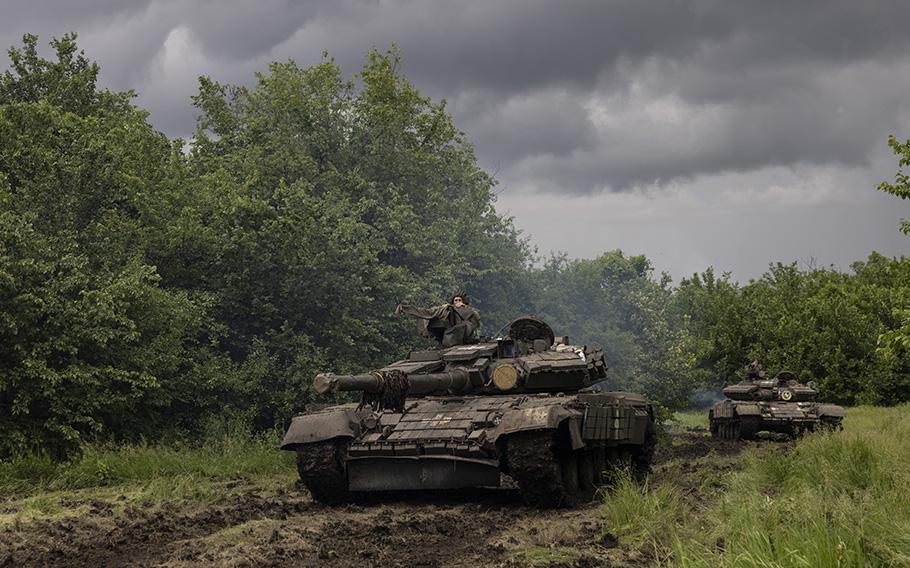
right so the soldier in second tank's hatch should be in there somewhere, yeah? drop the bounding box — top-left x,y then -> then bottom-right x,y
745,358 -> 765,380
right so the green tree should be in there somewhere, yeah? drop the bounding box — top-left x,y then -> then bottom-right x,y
172,47 -> 532,427
529,250 -> 697,415
878,134 -> 910,235
875,135 -> 910,362
673,259 -> 907,405
851,253 -> 910,401
0,34 -> 226,457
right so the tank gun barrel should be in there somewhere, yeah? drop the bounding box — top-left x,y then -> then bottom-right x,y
314,373 -> 381,394
314,370 -> 471,396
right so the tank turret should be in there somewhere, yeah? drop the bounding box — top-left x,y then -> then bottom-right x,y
721,372 -> 820,403
281,316 -> 654,508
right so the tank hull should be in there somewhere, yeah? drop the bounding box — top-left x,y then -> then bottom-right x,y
709,399 -> 844,440
282,391 -> 655,507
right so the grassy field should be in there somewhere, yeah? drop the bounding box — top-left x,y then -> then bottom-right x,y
604,405 -> 910,567
0,419 -> 294,526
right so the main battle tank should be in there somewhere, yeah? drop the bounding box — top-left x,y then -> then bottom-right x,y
281,316 -> 656,508
709,371 -> 844,440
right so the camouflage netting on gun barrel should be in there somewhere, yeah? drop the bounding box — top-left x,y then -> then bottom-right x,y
359,369 -> 409,413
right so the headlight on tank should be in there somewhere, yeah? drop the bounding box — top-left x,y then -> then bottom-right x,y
492,363 -> 520,391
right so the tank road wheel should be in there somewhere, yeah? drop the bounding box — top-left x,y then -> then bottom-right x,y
819,416 -> 843,433
718,419 -> 742,440
296,439 -> 350,505
737,416 -> 759,440
507,430 -> 592,508
715,419 -> 741,440
578,449 -> 595,492
592,446 -> 606,485
561,450 -> 580,495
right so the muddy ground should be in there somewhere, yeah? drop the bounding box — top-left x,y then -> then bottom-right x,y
0,429 -> 786,567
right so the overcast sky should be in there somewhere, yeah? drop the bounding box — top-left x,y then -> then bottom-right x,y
3,0 -> 908,282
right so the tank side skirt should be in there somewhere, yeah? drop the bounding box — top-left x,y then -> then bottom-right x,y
347,455 -> 500,491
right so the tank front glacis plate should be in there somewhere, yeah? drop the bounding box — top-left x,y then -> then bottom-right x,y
348,396 -> 514,460
759,401 -> 814,418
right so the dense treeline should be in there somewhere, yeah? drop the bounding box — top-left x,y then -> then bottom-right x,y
1,35 -> 908,458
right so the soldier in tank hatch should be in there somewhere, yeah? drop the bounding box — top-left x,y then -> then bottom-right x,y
395,291 -> 481,348
746,358 -> 765,380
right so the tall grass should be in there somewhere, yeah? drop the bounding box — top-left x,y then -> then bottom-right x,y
602,474 -> 686,555
668,410 -> 710,431
0,417 -> 294,500
602,405 -> 910,567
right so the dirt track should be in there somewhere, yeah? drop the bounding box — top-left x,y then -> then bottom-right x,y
0,429 -> 773,567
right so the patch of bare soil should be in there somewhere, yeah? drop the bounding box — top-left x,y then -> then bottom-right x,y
0,491 -> 313,568
655,431 -> 744,464
0,430 -> 789,568
650,427 -> 795,508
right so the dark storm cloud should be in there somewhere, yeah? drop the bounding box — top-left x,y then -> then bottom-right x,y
0,1 -> 149,33
179,1 -> 323,61
3,0 -> 910,193
270,0 -> 910,193
457,88 -> 598,166
382,1 -> 910,95
510,58 -> 905,192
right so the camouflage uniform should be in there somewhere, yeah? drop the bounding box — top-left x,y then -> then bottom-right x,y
396,296 -> 481,348
746,359 -> 764,380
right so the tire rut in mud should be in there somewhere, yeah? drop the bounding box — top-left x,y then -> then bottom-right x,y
314,506 -> 520,567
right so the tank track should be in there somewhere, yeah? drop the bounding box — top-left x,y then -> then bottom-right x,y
710,416 -> 759,440
632,424 -> 657,481
597,442 -> 654,485
507,430 -> 571,508
818,416 -> 844,432
296,439 -> 351,504
507,426 -> 656,508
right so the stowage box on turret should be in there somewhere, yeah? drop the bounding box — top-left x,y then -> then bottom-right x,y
709,371 -> 844,440
281,316 -> 656,508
